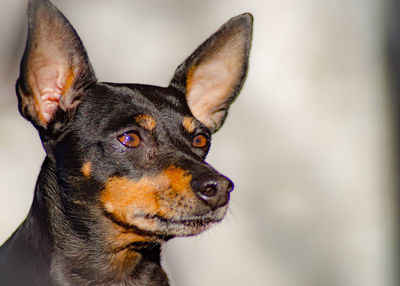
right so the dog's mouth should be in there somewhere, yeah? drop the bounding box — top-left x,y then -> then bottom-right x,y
136,207 -> 228,236
104,205 -> 228,240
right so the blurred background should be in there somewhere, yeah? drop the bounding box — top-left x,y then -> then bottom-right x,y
0,0 -> 397,285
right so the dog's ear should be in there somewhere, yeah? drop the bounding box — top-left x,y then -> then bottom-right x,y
16,0 -> 96,134
170,13 -> 253,133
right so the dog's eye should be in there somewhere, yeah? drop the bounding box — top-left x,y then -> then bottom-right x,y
192,134 -> 208,148
118,132 -> 141,148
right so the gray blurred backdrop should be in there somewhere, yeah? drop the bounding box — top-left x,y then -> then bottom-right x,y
0,0 -> 397,286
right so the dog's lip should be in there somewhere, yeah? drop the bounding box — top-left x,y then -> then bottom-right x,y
143,213 -> 223,225
131,203 -> 228,225
104,206 -> 228,238
128,207 -> 228,237
135,215 -> 220,238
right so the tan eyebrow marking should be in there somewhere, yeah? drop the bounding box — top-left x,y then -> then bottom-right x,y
81,162 -> 92,177
182,116 -> 196,133
135,114 -> 157,131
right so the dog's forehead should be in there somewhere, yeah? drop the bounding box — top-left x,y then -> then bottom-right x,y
101,83 -> 186,108
78,83 -> 193,132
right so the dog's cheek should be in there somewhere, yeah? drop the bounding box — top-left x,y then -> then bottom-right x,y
99,166 -> 202,225
100,176 -> 163,223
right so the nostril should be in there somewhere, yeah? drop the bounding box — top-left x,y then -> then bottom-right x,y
201,182 -> 218,198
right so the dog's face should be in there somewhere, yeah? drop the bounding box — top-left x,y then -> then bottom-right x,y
56,83 -> 233,238
16,0 -> 252,245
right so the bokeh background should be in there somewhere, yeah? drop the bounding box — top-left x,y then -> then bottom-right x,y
0,0 -> 397,285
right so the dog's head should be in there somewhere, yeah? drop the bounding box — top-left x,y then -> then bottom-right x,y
17,0 -> 252,245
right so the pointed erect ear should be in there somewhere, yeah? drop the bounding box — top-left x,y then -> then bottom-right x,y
16,0 -> 96,132
170,13 -> 253,133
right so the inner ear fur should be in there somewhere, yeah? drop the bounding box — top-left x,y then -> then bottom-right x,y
170,13 -> 253,133
17,0 -> 96,130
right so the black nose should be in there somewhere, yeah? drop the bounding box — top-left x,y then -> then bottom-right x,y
191,174 -> 234,210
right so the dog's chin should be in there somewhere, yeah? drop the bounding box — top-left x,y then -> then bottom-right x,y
130,206 -> 229,238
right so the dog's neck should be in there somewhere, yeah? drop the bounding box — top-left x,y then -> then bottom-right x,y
28,157 -> 170,286
50,241 -> 169,286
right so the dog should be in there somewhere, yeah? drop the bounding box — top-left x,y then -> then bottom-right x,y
0,0 -> 252,285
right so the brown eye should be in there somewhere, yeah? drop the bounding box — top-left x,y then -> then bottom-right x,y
192,134 -> 208,148
118,132 -> 141,148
